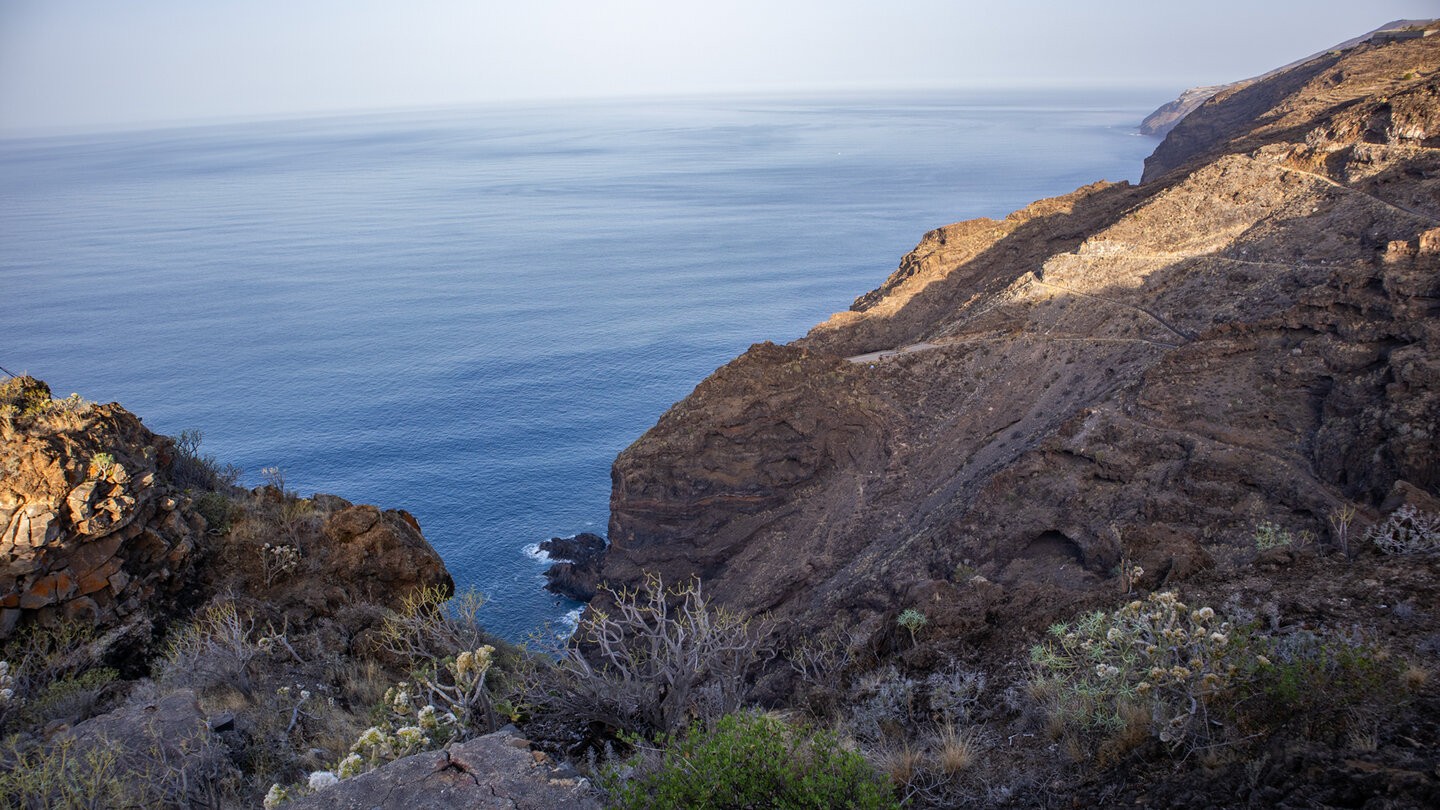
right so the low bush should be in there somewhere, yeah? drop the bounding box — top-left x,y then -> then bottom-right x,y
1365,505 -> 1440,554
0,620 -> 117,737
193,491 -> 242,534
600,712 -> 898,810
1235,628 -> 1410,742
1030,591 -> 1256,754
167,429 -> 241,493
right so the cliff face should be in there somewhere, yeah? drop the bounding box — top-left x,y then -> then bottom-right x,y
1137,19 -> 1434,140
602,29 -> 1440,649
0,377 -> 202,637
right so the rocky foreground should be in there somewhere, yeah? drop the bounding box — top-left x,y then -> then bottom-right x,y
0,376 -> 591,808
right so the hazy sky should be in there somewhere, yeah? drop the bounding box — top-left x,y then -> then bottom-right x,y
1,0 -> 1435,133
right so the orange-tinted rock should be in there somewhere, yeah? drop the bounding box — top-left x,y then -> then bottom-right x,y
324,503 -> 382,543
0,389 -> 199,640
20,570 -> 73,609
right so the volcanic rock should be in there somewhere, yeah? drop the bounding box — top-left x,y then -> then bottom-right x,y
0,376 -> 201,640
601,26 -> 1440,654
541,532 -> 607,601
285,728 -> 600,810
0,375 -> 453,647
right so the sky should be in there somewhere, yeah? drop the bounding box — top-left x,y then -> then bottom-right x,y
0,0 -> 1436,134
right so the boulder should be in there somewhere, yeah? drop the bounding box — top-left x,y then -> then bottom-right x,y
287,729 -> 600,810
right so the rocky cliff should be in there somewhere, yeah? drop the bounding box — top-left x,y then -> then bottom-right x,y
1138,19 -> 1434,139
601,25 -> 1440,657
0,375 -> 451,657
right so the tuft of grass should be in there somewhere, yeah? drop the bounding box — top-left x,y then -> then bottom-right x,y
875,740 -> 925,785
933,725 -> 976,775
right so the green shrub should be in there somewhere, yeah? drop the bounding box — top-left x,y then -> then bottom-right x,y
1237,628 -> 1408,741
193,491 -> 241,534
19,668 -> 117,729
1,620 -> 113,736
0,735 -> 130,810
601,712 -> 898,810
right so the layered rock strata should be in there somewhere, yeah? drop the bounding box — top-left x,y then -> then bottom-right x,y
0,377 -> 202,637
602,27 -> 1440,651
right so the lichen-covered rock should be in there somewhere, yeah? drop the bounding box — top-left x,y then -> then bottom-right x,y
286,729 -> 600,810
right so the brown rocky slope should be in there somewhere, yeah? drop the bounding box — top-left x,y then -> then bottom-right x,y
0,374 -> 452,662
600,26 -> 1440,664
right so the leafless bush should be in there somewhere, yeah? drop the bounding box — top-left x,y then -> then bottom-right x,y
168,430 -> 241,493
786,627 -> 866,690
378,586 -> 500,735
521,574 -> 774,740
158,602 -> 262,699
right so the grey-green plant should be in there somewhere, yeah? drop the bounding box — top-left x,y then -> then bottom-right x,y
1364,505 -> 1440,554
1253,521 -> 1309,551
1030,591 -> 1256,752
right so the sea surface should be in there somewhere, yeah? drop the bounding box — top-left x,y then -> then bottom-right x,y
1,88 -> 1169,639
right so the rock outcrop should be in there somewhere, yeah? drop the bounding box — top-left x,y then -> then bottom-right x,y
286,729 -> 600,810
0,376 -> 203,639
601,26 -> 1440,655
57,689 -> 232,801
541,532 -> 607,601
0,375 -> 453,649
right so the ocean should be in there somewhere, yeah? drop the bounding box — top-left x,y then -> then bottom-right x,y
0,88 -> 1168,639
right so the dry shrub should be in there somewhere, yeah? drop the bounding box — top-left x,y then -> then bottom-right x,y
1097,701 -> 1151,765
157,601 -> 261,699
519,574 -> 774,743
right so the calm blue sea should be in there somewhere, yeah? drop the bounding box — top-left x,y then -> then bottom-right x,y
0,89 -> 1167,639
